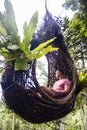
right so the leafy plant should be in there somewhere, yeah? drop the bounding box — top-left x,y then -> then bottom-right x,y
0,0 -> 58,71
78,72 -> 87,87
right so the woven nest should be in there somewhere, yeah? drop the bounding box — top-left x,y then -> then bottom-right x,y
1,6 -> 78,124
1,49 -> 77,123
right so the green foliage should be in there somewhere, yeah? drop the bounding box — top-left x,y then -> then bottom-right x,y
0,99 -> 59,130
62,0 -> 79,11
0,0 -> 58,70
63,16 -> 70,31
22,11 -> 38,53
64,11 -> 87,69
23,11 -> 38,43
68,12 -> 87,39
63,111 -> 84,130
1,95 -> 87,130
0,0 -> 19,45
0,21 -> 7,35
28,38 -> 58,60
78,72 -> 87,87
5,0 -> 18,35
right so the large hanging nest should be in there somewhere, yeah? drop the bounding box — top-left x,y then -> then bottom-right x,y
1,2 -> 78,124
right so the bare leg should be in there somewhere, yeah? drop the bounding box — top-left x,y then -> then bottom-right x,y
40,86 -> 55,97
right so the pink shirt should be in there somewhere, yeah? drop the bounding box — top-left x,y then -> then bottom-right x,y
53,79 -> 71,91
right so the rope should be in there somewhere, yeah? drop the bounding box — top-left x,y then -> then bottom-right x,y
0,82 -> 16,93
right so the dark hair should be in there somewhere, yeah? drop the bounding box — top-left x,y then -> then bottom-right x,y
56,69 -> 65,76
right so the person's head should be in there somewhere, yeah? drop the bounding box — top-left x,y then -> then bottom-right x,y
55,70 -> 64,79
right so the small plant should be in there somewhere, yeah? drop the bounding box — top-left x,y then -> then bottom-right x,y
78,72 -> 87,87
0,0 -> 58,71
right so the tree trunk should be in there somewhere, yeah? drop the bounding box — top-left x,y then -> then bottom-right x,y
83,92 -> 87,130
59,119 -> 65,130
12,113 -> 15,130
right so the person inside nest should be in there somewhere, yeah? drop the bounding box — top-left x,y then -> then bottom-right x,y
39,70 -> 72,98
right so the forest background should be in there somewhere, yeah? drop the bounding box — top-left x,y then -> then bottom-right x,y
0,0 -> 87,130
